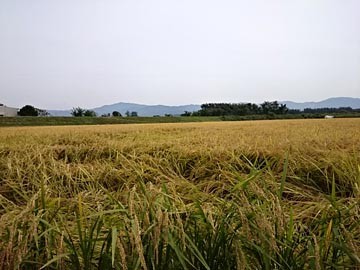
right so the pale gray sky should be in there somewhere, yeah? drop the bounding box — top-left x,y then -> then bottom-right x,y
0,0 -> 359,109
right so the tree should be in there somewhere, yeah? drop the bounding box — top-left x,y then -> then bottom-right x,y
112,111 -> 122,117
130,111 -> 138,117
278,104 -> 288,114
71,107 -> 96,117
195,101 -> 288,116
37,109 -> 49,116
125,110 -> 130,117
18,105 -> 38,116
181,111 -> 192,116
71,107 -> 85,117
84,110 -> 97,117
260,101 -> 288,114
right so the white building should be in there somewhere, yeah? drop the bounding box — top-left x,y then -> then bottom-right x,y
0,104 -> 18,117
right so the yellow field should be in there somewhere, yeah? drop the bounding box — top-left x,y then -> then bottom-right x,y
0,119 -> 359,269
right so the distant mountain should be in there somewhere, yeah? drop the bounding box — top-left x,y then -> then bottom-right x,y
92,102 -> 201,116
48,110 -> 72,117
48,103 -> 201,117
47,97 -> 360,116
281,97 -> 360,110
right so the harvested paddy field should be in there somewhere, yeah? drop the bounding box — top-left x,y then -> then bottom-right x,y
0,119 -> 360,269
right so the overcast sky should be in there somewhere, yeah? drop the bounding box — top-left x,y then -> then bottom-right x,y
0,0 -> 359,109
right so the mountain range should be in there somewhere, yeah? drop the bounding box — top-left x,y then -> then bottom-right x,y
48,97 -> 360,116
280,97 -> 360,110
48,103 -> 201,117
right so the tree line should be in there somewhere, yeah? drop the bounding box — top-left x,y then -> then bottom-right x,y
14,103 -> 360,117
70,107 -> 138,117
15,105 -> 139,117
184,102 -> 360,117
188,101 -> 288,116
288,107 -> 360,114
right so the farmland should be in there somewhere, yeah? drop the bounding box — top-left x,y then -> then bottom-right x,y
0,116 -> 221,127
1,113 -> 360,127
0,119 -> 359,269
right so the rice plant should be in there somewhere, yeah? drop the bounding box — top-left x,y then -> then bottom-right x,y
0,119 -> 359,269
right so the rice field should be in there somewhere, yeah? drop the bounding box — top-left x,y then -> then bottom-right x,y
0,119 -> 359,269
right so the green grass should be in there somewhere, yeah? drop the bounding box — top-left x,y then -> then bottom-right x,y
0,116 -> 221,127
0,119 -> 359,269
1,112 -> 360,127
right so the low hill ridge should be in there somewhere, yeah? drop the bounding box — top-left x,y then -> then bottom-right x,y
281,97 -> 360,110
48,97 -> 360,116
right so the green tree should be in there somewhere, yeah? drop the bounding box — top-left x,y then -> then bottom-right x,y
125,110 -> 130,117
18,105 -> 39,116
181,111 -> 192,116
279,104 -> 288,114
260,101 -> 288,114
37,109 -> 49,116
71,107 -> 85,117
84,110 -> 97,117
112,111 -> 122,117
130,111 -> 138,117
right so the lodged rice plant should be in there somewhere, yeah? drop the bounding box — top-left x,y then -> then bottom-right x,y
0,119 -> 359,269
